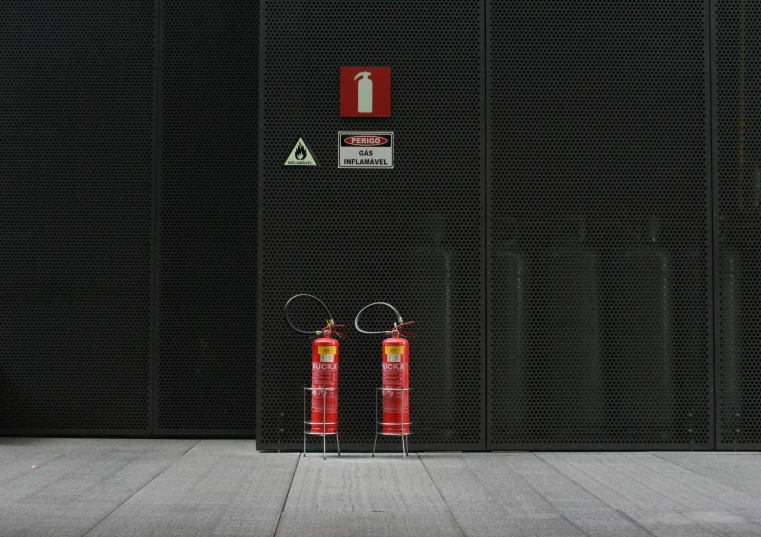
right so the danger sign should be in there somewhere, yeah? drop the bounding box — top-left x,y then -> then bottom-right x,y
338,132 -> 393,168
340,67 -> 391,117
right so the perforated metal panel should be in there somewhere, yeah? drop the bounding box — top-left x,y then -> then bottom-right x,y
1,1 -> 754,448
156,1 -> 258,434
258,1 -> 484,451
716,0 -> 761,449
487,1 -> 713,449
0,2 -> 154,434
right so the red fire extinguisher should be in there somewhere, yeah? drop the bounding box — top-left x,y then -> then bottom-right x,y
355,302 -> 416,440
285,295 -> 346,439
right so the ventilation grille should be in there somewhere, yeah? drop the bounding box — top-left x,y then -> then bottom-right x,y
258,0 -> 484,451
487,1 -> 712,448
156,0 -> 258,434
0,1 -> 154,433
716,0 -> 761,449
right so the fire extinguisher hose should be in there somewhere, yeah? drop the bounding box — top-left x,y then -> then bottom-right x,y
284,294 -> 344,337
355,302 -> 416,337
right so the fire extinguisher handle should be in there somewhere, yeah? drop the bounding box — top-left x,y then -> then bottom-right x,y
327,323 -> 347,339
396,320 -> 417,338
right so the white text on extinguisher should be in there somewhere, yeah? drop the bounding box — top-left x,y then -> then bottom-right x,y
313,363 -> 338,370
382,363 -> 405,370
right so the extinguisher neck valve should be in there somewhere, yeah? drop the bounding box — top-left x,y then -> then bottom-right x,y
396,320 -> 417,338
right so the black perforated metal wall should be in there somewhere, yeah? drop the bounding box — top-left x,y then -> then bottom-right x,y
486,1 -> 713,449
0,2 -> 154,434
716,0 -> 761,449
155,1 -> 258,435
258,0 -> 484,451
1,2 -> 756,449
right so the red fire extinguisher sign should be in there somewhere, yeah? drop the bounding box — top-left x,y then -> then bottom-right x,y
340,67 -> 391,117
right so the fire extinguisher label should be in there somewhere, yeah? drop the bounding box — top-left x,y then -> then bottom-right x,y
320,354 -> 335,363
385,346 -> 404,355
386,354 -> 401,363
317,346 -> 336,354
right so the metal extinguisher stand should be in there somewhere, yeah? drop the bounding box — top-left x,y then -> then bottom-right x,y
303,386 -> 341,460
354,302 -> 415,460
373,387 -> 411,459
286,294 -> 344,461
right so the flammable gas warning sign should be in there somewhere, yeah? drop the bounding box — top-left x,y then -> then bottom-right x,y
284,137 -> 317,166
338,132 -> 393,169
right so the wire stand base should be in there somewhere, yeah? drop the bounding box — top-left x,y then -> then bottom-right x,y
303,387 -> 341,460
372,387 -> 412,459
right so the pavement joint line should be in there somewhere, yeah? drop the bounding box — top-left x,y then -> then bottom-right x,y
517,453 -> 593,537
647,453 -> 761,535
1,438 -> 101,491
451,452 -> 594,537
539,453 -> 648,507
273,447 -> 301,537
0,450 -> 73,489
618,451 -> 756,517
418,453 -> 467,537
676,510 -> 752,537
534,453 -> 661,536
79,439 -> 201,537
612,509 -> 660,537
535,453 -> 735,537
650,450 -> 761,499
640,452 -> 759,512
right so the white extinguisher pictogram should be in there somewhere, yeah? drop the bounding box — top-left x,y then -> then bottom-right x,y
354,71 -> 373,113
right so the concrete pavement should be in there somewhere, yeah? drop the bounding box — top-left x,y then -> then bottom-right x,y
1,438 -> 760,536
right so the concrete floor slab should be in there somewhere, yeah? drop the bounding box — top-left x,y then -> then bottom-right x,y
0,505 -> 111,537
84,504 -> 283,537
0,451 -> 64,487
0,443 -> 195,507
184,440 -> 260,458
274,511 -> 463,537
654,452 -> 761,500
1,440 -> 760,537
83,441 -> 298,537
537,453 -> 761,537
73,439 -> 198,453
0,437 -> 95,454
129,455 -> 298,511
284,453 -> 448,513
420,453 -> 651,537
442,510 -> 586,537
